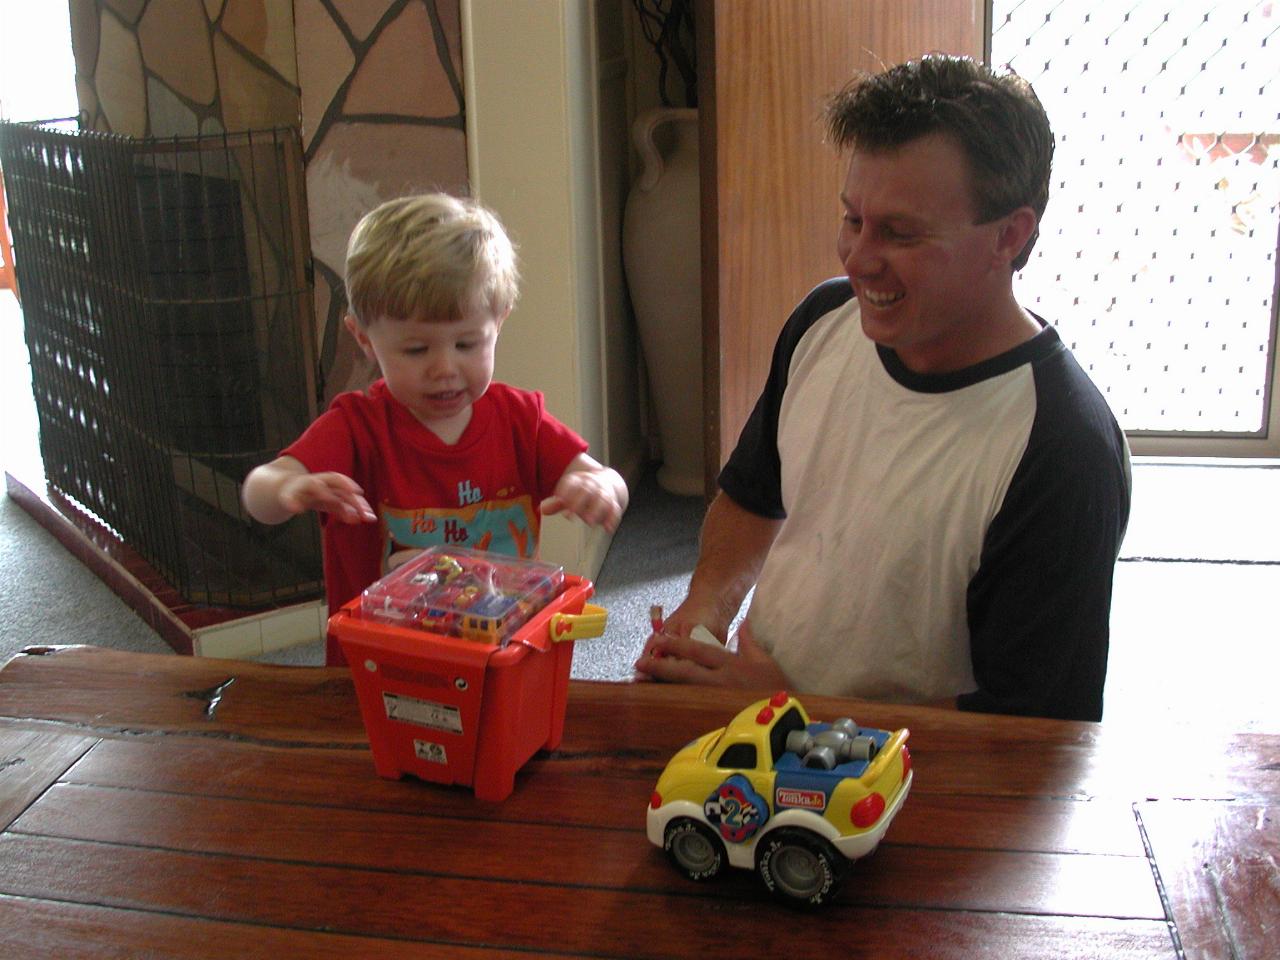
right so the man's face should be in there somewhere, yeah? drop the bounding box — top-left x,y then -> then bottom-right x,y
836,134 -> 1014,373
345,309 -> 503,437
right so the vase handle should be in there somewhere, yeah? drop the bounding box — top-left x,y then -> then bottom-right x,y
632,107 -> 698,193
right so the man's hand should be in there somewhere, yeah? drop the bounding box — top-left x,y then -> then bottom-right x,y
278,471 -> 376,524
636,595 -> 727,661
634,619 -> 791,689
540,454 -> 628,532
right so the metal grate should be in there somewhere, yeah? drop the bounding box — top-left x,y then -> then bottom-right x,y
992,0 -> 1280,435
0,121 -> 322,607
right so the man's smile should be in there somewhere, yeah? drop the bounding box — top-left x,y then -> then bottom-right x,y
860,287 -> 905,308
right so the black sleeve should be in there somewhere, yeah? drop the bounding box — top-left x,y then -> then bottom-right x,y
958,352 -> 1131,722
718,278 -> 855,519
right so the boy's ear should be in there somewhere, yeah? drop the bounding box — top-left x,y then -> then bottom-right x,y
495,306 -> 512,331
991,207 -> 1038,269
343,313 -> 377,360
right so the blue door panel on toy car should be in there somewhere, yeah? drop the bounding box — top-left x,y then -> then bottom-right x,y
775,752 -> 871,779
772,768 -> 841,809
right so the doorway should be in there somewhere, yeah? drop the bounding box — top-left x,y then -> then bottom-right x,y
0,1 -> 76,123
0,0 -> 76,481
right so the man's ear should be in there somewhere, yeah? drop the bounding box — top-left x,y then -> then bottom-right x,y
992,207 -> 1038,269
343,313 -> 377,360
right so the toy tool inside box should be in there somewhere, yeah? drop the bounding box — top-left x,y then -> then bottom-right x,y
329,546 -> 607,802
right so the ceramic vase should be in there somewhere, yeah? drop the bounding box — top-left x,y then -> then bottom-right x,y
623,107 -> 704,496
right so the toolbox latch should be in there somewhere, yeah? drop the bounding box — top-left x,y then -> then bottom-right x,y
548,604 -> 608,643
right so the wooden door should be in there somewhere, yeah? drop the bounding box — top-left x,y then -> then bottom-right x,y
698,0 -> 985,493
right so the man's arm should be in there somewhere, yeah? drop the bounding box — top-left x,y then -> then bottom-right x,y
673,491 -> 780,639
636,283 -> 851,684
633,492 -> 783,684
960,420 -> 1130,722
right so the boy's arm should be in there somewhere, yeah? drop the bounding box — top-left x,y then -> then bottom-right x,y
242,456 -> 377,526
539,452 -> 628,533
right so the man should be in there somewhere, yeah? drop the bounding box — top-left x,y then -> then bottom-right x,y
634,55 -> 1131,721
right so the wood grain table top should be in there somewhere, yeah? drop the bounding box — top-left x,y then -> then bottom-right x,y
0,645 -> 1275,959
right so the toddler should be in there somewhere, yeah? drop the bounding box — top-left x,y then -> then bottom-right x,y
243,193 -> 628,663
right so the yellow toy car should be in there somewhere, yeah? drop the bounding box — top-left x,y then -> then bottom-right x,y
646,691 -> 912,906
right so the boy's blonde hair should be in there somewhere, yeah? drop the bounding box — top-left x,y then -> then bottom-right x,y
344,193 -> 519,324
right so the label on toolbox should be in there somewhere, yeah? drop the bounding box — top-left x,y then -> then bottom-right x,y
382,692 -> 463,734
414,740 -> 449,765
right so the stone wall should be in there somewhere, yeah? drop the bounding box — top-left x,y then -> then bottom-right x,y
70,0 -> 300,137
294,0 -> 467,401
67,0 -> 469,404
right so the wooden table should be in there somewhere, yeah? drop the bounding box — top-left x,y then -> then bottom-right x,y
0,645 -> 1275,959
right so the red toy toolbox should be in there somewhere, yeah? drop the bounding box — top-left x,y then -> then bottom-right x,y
330,574 -> 606,802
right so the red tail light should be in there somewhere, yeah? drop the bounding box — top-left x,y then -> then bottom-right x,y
851,792 -> 885,828
650,791 -> 662,809
901,745 -> 912,782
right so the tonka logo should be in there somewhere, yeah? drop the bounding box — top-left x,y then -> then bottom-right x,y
775,787 -> 826,811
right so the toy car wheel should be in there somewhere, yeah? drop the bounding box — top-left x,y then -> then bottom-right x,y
756,829 -> 845,906
663,818 -> 727,881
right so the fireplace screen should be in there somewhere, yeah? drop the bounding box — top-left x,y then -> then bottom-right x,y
0,121 -> 322,608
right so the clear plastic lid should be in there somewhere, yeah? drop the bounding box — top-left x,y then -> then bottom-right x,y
359,545 -> 564,645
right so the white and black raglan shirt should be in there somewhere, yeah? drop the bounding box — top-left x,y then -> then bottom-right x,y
720,278 -> 1131,721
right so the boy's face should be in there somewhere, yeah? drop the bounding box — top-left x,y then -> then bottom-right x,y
344,308 -> 505,437
836,133 -> 1022,373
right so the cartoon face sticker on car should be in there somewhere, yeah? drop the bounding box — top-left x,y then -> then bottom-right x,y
703,774 -> 769,843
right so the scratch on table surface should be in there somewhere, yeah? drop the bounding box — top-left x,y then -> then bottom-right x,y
3,714 -> 365,750
1206,863 -> 1243,960
183,677 -> 237,720
1132,803 -> 1186,959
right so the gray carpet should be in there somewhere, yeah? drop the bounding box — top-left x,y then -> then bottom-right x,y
0,464 -> 706,678
570,467 -> 705,680
0,493 -> 175,661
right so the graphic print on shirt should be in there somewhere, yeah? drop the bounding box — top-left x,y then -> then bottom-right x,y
380,491 -> 539,571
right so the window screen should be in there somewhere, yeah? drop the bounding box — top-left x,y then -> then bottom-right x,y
991,1 -> 1279,436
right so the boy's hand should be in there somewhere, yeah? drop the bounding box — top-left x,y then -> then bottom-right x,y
279,471 -> 377,524
540,455 -> 628,532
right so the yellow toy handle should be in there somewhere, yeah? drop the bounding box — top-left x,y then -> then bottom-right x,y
548,604 -> 608,643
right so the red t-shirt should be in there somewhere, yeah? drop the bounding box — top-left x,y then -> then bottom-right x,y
282,380 -> 588,663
